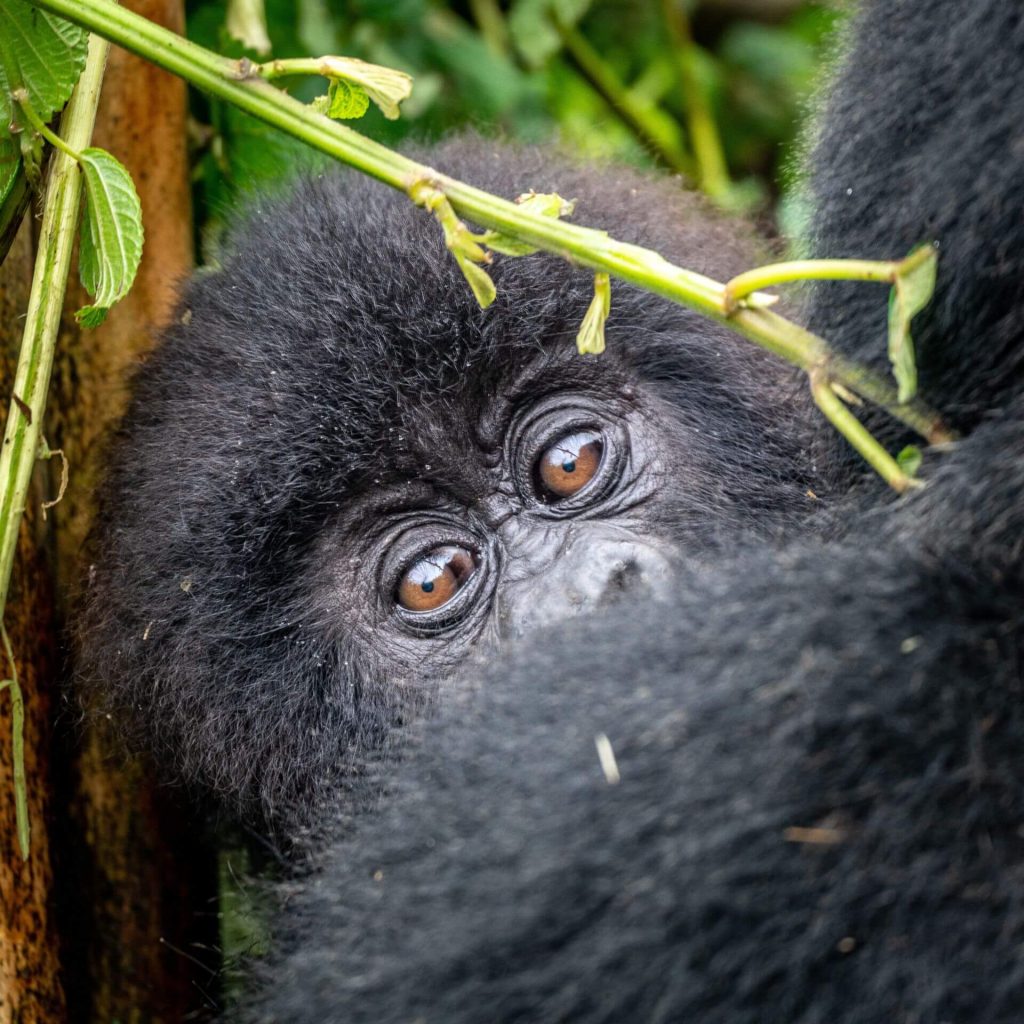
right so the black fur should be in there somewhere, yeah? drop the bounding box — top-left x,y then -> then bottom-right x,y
231,0 -> 1024,1019
79,143 -> 814,824
807,0 -> 1024,456
240,429 -> 1024,1024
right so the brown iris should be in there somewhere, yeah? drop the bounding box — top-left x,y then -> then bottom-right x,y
396,545 -> 477,613
536,430 -> 604,501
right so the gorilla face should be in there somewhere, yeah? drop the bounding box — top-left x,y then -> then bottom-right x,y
79,141 -> 817,822
310,351 -> 708,678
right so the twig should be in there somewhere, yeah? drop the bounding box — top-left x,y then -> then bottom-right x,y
23,0 -> 956,468
0,32 -> 110,619
810,368 -> 919,494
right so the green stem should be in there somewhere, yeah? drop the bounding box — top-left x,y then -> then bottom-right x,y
661,0 -> 731,201
12,89 -> 82,161
725,258 -> 899,312
1,624 -> 28,860
810,369 -> 917,494
22,0 -> 955,463
550,10 -> 696,181
248,56 -> 329,80
0,33 -> 109,625
247,56 -> 380,82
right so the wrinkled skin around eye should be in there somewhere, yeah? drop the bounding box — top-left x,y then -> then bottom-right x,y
396,545 -> 477,612
536,430 -> 604,501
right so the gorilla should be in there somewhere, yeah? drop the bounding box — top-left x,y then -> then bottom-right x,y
80,139 -> 818,824
80,0 -> 1024,1017
207,0 -> 1019,1020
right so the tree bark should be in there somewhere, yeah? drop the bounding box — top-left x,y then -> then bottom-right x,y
0,217 -> 67,1024
46,1 -> 217,1020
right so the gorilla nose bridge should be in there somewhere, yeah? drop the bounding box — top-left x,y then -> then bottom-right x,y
495,532 -> 675,640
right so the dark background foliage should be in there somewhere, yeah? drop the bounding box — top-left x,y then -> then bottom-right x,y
184,0 -> 845,258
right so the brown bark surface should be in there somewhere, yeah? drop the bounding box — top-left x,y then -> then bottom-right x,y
45,2 -> 219,1020
0,220 -> 67,1024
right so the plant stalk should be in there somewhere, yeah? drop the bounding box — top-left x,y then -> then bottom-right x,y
23,0 -> 954,456
810,369 -> 917,494
0,29 -> 110,861
0,31 -> 109,619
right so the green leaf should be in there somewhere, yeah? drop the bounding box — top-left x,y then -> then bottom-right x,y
0,132 -> 18,199
313,78 -> 371,120
317,56 -> 412,120
225,0 -> 271,56
0,0 -> 88,130
0,151 -> 30,265
482,191 -> 575,256
76,147 -> 144,327
456,254 -> 497,309
576,272 -> 611,355
411,184 -> 496,309
516,191 -> 576,219
896,445 -> 923,478
481,233 -> 540,258
888,244 -> 937,404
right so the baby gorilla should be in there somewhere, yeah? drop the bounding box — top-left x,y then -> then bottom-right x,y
79,144 -> 816,824
227,0 -> 1024,1019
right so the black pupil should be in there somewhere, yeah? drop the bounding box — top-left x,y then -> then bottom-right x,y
421,580 -> 434,593
562,460 -> 576,473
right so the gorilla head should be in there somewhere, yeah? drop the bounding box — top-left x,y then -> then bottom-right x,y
218,1 -> 1024,1019
79,142 -> 817,822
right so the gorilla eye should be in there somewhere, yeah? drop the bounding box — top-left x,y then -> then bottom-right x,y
396,545 -> 477,613
535,430 -> 604,502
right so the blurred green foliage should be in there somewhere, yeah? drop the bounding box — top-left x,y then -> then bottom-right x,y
185,0 -> 845,258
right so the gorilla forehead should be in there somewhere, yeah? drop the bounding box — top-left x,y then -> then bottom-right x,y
143,139 -> 775,511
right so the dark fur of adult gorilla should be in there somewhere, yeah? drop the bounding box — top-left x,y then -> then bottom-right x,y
78,131 -> 816,823
226,0 -> 1024,1021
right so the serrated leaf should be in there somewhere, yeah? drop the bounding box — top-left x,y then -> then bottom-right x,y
576,272 -> 611,355
888,244 -> 937,403
896,445 -> 922,478
317,56 -> 412,120
76,147 -> 144,327
319,78 -> 370,120
0,0 -> 88,130
75,304 -> 109,329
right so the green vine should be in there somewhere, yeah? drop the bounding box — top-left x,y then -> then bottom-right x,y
0,29 -> 111,858
19,0 -> 952,462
